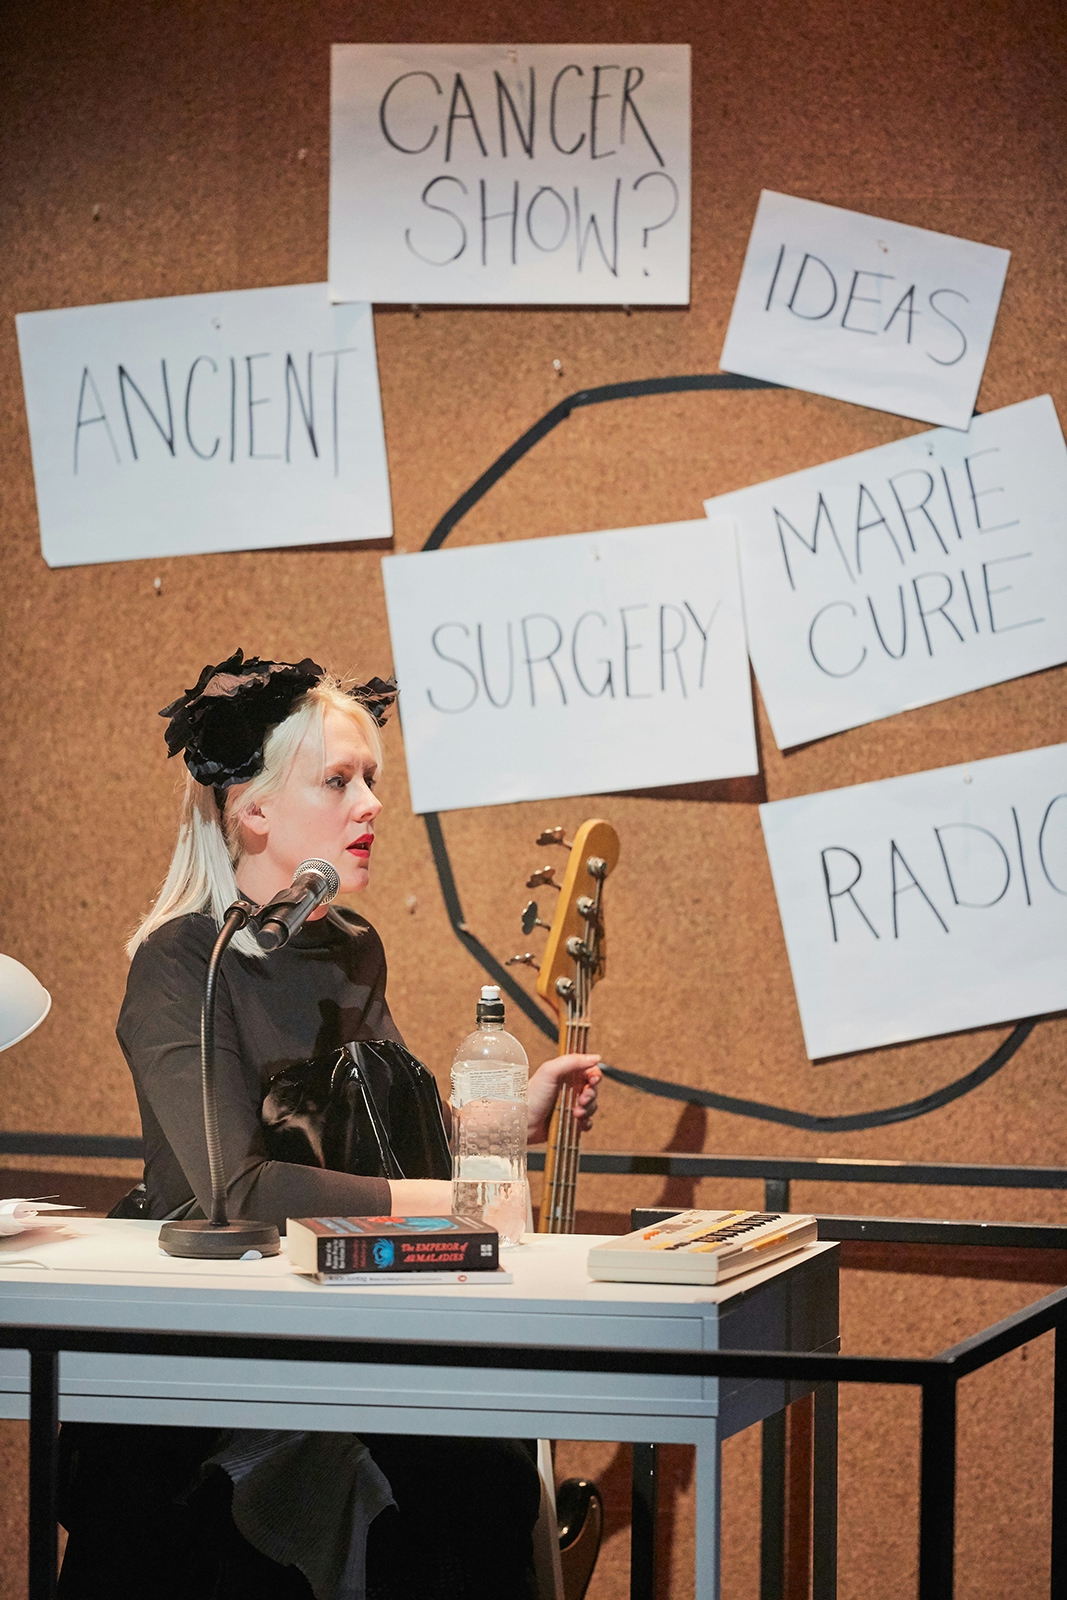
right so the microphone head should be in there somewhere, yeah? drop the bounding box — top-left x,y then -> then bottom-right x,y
295,858 -> 341,901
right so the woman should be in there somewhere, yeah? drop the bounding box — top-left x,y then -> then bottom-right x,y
58,650 -> 601,1600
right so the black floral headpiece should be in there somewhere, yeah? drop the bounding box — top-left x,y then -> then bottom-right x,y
159,648 -> 398,791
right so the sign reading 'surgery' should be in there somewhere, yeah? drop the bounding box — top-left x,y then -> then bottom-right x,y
329,44 -> 691,305
720,191 -> 1010,429
760,743 -> 1067,1059
381,520 -> 756,814
15,285 -> 391,567
705,396 -> 1067,750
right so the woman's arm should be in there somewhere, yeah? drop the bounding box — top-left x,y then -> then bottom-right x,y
119,926 -> 394,1227
387,1179 -> 453,1212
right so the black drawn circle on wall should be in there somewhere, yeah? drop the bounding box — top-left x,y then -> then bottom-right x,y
419,376 -> 1039,1130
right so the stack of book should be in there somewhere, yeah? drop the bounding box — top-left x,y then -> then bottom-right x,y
286,1213 -> 510,1284
587,1209 -> 818,1285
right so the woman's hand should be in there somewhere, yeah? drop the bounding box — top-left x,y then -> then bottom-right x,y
527,1054 -> 601,1145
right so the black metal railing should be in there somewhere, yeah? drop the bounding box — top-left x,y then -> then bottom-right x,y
528,1147 -> 1067,1207
2,1287 -> 1066,1600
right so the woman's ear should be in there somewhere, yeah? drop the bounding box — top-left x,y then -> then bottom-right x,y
236,798 -> 270,839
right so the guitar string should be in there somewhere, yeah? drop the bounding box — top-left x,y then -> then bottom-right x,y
555,897 -> 593,1231
557,940 -> 585,1229
544,859 -> 605,1232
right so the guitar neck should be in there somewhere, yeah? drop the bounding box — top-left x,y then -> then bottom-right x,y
536,1017 -> 589,1234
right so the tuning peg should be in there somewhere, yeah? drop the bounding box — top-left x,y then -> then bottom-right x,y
536,827 -> 574,850
526,865 -> 560,890
506,952 -> 539,968
521,899 -> 551,936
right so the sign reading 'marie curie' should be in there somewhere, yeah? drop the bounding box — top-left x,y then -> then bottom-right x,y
705,396 -> 1067,750
329,44 -> 691,305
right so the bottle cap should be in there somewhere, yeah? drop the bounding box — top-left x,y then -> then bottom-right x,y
476,985 -> 505,1023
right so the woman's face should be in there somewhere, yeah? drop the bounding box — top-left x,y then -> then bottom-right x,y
235,707 -> 383,900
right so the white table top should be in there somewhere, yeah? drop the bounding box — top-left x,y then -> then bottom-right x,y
0,1219 -> 837,1353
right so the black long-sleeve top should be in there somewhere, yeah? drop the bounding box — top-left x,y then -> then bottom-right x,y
117,907 -> 402,1226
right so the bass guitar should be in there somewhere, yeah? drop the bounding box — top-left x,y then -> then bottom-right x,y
508,817 -> 620,1232
507,817 -> 620,1600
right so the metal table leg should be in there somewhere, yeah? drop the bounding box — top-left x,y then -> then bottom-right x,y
812,1383 -> 838,1600
761,1409 -> 786,1600
29,1348 -> 59,1600
631,1441 -> 658,1599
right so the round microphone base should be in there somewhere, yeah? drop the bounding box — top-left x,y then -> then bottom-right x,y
158,1219 -> 282,1259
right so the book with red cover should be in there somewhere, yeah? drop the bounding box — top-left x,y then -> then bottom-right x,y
286,1214 -> 499,1277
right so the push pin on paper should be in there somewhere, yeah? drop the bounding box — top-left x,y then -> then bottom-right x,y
552,358 -> 563,378
153,577 -> 162,597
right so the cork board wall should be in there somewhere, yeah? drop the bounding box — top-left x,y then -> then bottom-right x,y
0,2 -> 1065,1596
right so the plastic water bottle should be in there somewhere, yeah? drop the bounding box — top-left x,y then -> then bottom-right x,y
450,986 -> 529,1248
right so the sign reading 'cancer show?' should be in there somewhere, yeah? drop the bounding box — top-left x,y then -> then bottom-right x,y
329,44 -> 691,305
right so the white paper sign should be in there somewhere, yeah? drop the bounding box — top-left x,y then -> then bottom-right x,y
329,44 -> 691,305
760,743 -> 1067,1059
720,191 -> 1010,429
15,285 -> 391,567
705,396 -> 1067,749
382,520 -> 756,813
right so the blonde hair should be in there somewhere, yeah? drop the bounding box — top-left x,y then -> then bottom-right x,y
129,676 -> 383,960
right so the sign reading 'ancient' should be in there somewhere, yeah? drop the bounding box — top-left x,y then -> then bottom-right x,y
329,44 -> 691,305
381,520 -> 756,813
705,397 -> 1067,749
16,285 -> 391,567
760,742 -> 1067,1059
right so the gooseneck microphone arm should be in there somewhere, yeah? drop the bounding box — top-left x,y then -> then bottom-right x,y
159,897 -> 281,1259
201,899 -> 255,1227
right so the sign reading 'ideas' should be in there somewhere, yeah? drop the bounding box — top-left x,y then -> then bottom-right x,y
16,285 -> 392,567
706,397 -> 1067,749
330,44 -> 691,305
721,191 -> 1010,429
382,520 -> 756,813
760,744 -> 1067,1059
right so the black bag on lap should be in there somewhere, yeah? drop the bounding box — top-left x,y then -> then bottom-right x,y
108,1039 -> 452,1221
259,1039 -> 452,1182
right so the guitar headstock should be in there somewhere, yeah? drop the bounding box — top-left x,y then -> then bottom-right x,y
508,819 -> 620,1038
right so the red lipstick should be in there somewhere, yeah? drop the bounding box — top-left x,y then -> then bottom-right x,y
347,834 -> 374,857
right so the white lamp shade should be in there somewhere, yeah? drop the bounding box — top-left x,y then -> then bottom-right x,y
0,954 -> 51,1051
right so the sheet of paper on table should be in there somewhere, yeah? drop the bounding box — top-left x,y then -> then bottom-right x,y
381,518 -> 758,813
16,284 -> 391,567
329,43 -> 691,305
0,1200 -> 81,1236
759,742 -> 1067,1059
720,190 -> 1010,429
704,396 -> 1067,750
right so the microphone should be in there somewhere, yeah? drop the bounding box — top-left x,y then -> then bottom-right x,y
255,859 -> 341,952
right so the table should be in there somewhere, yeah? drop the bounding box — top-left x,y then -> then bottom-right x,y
0,1219 -> 839,1598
